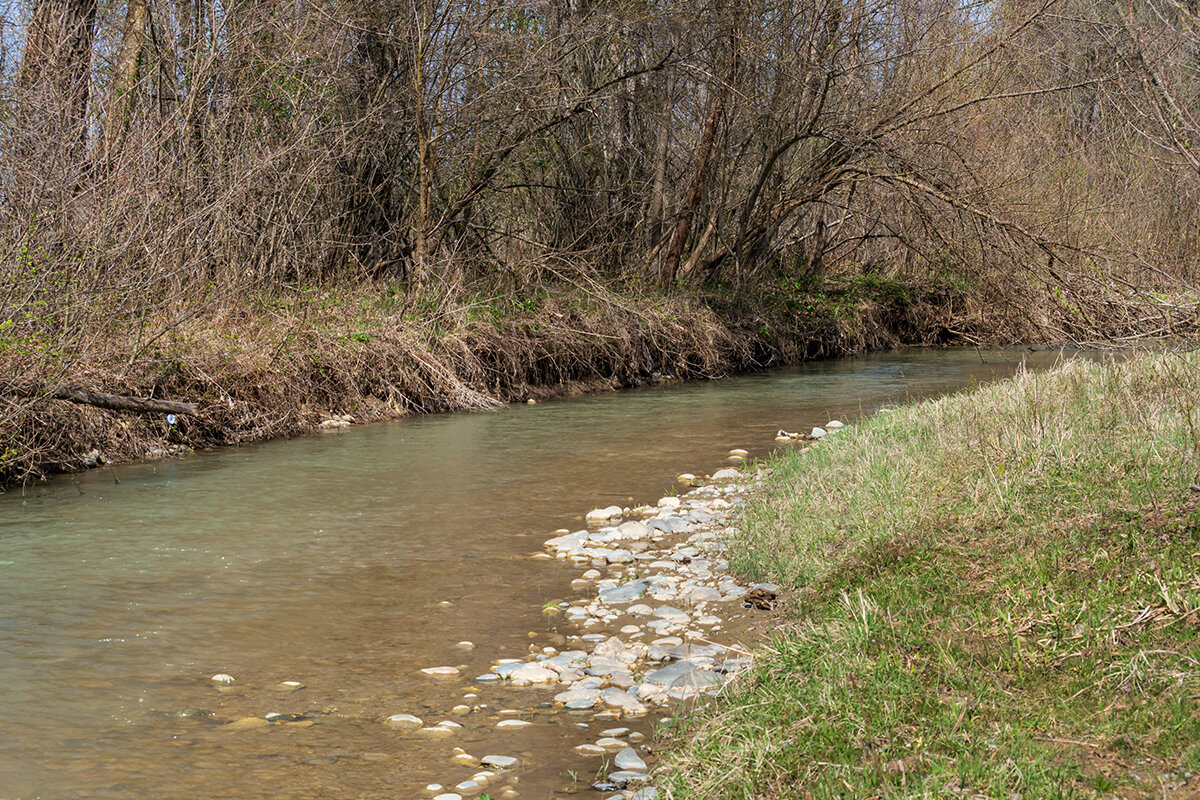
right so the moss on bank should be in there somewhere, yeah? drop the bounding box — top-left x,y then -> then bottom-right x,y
0,275 -> 996,488
662,351 -> 1200,799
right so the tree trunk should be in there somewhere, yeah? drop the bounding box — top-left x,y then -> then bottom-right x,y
20,0 -> 99,153
104,0 -> 150,160
659,7 -> 744,289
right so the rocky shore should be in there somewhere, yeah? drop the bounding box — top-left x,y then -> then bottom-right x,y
396,426 -> 839,800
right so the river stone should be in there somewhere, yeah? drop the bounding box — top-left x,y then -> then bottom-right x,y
433,795 -> 463,800
585,657 -> 626,677
609,671 -> 635,689
826,419 -> 844,429
210,673 -> 236,685
594,737 -> 628,751
606,770 -> 650,786
496,719 -> 532,728
657,496 -> 681,509
575,743 -> 606,756
627,603 -> 654,617
711,468 -> 740,480
225,717 -> 269,730
556,688 -> 601,708
646,517 -> 688,533
637,683 -> 670,704
508,664 -> 558,684
652,606 -> 690,624
606,549 -> 634,564
643,661 -> 725,689
615,747 -> 648,771
688,586 -> 722,603
481,755 -> 520,769
385,713 -> 423,728
599,580 -> 650,604
421,666 -> 460,676
546,530 -> 590,549
586,506 -> 624,521
474,673 -> 501,683
667,643 -> 726,660
811,426 -> 827,438
686,509 -> 715,523
615,521 -> 651,539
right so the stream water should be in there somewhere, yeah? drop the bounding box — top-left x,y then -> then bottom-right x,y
0,347 -> 1078,799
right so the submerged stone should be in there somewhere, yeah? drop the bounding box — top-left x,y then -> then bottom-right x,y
643,661 -> 724,689
599,580 -> 650,604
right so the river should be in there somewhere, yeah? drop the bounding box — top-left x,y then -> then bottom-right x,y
0,347 -> 1075,799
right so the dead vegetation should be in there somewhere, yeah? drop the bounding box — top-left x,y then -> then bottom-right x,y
1,0 -> 1198,485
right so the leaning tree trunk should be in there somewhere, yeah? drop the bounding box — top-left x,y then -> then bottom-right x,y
659,7 -> 744,290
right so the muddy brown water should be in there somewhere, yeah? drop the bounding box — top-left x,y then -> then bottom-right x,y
0,347 -> 1079,799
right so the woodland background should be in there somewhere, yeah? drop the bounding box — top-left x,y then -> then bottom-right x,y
1,0 -> 1198,482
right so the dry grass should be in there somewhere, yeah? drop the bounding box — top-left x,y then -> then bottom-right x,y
0,274 -> 977,488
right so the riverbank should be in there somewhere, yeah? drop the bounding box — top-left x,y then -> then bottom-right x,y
661,350 -> 1200,798
0,274 -> 1015,488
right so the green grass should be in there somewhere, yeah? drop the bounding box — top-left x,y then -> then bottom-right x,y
663,351 -> 1200,799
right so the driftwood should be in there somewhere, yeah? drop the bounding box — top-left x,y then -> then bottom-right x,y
21,385 -> 200,416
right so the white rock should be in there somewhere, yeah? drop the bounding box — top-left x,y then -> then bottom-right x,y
811,426 -> 827,439
595,737 -> 628,752
385,713 -> 423,728
826,420 -> 844,429
210,673 -> 236,685
421,666 -> 460,676
586,506 -> 624,522
729,448 -> 749,456
711,468 -> 740,480
481,755 -> 520,769
606,549 -> 634,564
496,719 -> 533,728
508,664 -> 558,684
657,496 -> 682,509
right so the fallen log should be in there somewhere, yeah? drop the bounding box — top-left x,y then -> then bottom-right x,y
27,385 -> 200,416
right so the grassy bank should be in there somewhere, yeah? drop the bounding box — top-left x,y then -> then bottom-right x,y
663,351 -> 1200,799
0,273 -> 995,488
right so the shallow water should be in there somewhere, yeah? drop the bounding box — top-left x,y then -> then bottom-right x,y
0,347 -> 1077,798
